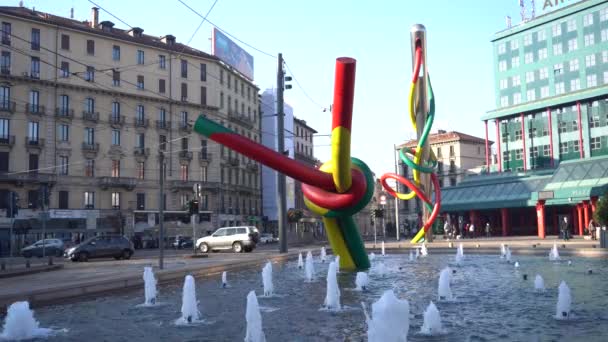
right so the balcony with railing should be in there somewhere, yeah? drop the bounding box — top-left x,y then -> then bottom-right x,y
98,176 -> 137,191
294,150 -> 317,166
134,118 -> 149,128
82,111 -> 99,122
25,103 -> 45,116
0,101 -> 16,114
228,156 -> 240,167
198,152 -> 212,162
25,137 -> 45,149
155,120 -> 171,130
82,142 -> 99,152
169,180 -> 220,192
109,114 -> 126,127
0,172 -> 56,185
0,135 -> 15,147
178,150 -> 193,161
245,160 -> 258,172
55,107 -> 74,120
0,66 -> 9,75
178,122 -> 192,134
134,147 -> 150,158
227,110 -> 254,129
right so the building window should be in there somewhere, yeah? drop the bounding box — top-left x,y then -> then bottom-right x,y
584,33 -> 595,47
567,39 -> 577,52
181,59 -> 188,78
31,28 -> 40,50
553,63 -> 563,76
602,29 -> 608,42
1,86 -> 12,110
587,74 -> 598,88
111,160 -> 120,177
512,75 -> 521,86
159,79 -> 165,93
136,193 -> 145,210
159,135 -> 167,151
538,48 -> 547,61
539,67 -> 548,80
555,82 -> 565,95
111,130 -> 120,145
589,114 -> 600,128
201,166 -> 208,182
200,63 -> 207,81
180,165 -> 188,181
585,54 -> 596,67
603,51 -> 608,63
543,145 -> 550,156
537,30 -> 546,41
540,86 -> 550,99
137,75 -> 144,90
1,22 -> 11,45
558,121 -> 567,133
515,129 -> 523,140
525,71 -> 535,83
27,190 -> 39,209
136,105 -> 145,122
584,13 -> 594,27
499,79 -> 507,90
527,89 -> 536,102
515,149 -> 523,160
497,43 -> 506,54
572,140 -> 580,152
136,133 -> 145,149
86,39 -> 95,55
85,159 -> 94,177
449,145 -> 455,157
58,191 -> 68,209
513,93 -> 521,105
59,156 -> 68,175
498,60 -> 507,72
524,52 -> 533,64
180,111 -> 188,127
591,137 -> 601,150
500,96 -> 509,107
553,44 -> 563,56
60,61 -> 69,77
84,192 -> 95,209
569,59 -> 579,71
137,50 -> 144,64
0,51 -> 10,74
552,23 -> 562,37
112,45 -> 120,60
559,142 -> 568,154
201,86 -> 207,106
523,34 -> 532,46
59,124 -> 69,141
111,192 -> 120,209
159,55 -> 166,69
85,127 -> 94,145
602,7 -> 608,21
85,97 -> 95,114
60,34 -> 69,50
112,70 -> 120,86
570,79 -> 581,91
511,56 -> 519,68
112,101 -> 120,118
567,19 -> 576,32
28,121 -> 39,142
28,90 -> 39,113
181,83 -> 187,101
30,57 -> 40,79
604,71 -> 608,84
530,146 -> 539,158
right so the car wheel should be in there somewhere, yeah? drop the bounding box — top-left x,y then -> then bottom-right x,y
232,242 -> 243,253
78,252 -> 89,262
122,250 -> 132,260
199,243 -> 209,253
244,246 -> 253,253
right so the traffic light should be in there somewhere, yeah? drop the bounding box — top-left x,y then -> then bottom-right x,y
284,76 -> 292,90
188,199 -> 199,216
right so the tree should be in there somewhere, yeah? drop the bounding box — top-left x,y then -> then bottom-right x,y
593,192 -> 608,227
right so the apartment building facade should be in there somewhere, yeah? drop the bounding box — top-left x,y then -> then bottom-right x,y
441,0 -> 608,237
0,6 -> 262,252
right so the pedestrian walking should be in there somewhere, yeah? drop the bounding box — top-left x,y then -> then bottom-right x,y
560,217 -> 570,241
485,222 -> 491,238
469,223 -> 475,238
588,219 -> 596,240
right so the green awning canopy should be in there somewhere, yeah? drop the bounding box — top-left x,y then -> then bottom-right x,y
537,156 -> 608,202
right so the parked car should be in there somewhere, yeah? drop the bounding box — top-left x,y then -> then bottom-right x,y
172,236 -> 193,249
196,226 -> 259,253
64,235 -> 134,262
259,233 -> 276,244
21,239 -> 64,258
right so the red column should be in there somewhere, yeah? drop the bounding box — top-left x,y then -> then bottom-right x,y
572,206 -> 579,235
501,208 -> 508,236
577,203 -> 584,236
521,113 -> 527,171
576,102 -> 584,159
583,200 -> 590,230
547,108 -> 554,167
536,200 -> 546,239
484,120 -> 490,173
591,196 -> 598,213
495,119 -> 502,172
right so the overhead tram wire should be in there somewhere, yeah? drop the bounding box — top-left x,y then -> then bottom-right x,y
176,0 -> 276,59
283,59 -> 327,111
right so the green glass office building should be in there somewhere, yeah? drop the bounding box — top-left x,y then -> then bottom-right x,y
441,0 -> 608,237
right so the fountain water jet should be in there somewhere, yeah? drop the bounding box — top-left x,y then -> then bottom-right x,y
376,262 -> 387,277
320,247 -> 327,262
305,251 -> 315,282
335,255 -> 340,273
297,253 -> 304,269
355,272 -> 369,291
323,261 -> 341,311
555,281 -> 572,320
500,244 -> 506,258
381,241 -> 385,256
369,252 -> 376,261
420,301 -> 444,335
364,290 -> 409,342
438,267 -> 453,301
455,243 -> 464,264
262,262 -> 274,297
0,301 -> 54,340
514,261 -> 520,268
415,248 -> 420,259
549,243 -> 560,261
505,247 -> 512,262
178,275 -> 200,324
143,267 -> 157,306
222,271 -> 228,288
420,243 -> 428,257
244,291 -> 266,342
409,250 -> 414,261
534,274 -> 545,292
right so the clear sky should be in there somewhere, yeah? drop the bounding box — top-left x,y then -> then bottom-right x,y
26,0 -> 538,175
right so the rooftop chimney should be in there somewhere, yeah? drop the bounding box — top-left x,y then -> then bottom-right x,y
90,7 -> 99,28
128,27 -> 144,38
19,1 -> 23,7
70,7 -> 74,19
161,35 -> 176,45
437,129 -> 447,134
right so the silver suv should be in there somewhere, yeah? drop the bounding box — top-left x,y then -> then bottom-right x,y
196,226 -> 259,253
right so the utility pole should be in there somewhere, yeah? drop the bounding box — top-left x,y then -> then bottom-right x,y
40,185 -> 48,258
394,144 -> 400,241
192,183 -> 201,255
277,53 -> 288,253
158,151 -> 165,269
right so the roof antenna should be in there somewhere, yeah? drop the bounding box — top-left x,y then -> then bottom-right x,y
70,7 -> 74,19
519,0 -> 526,22
530,0 -> 536,19
19,0 -> 23,7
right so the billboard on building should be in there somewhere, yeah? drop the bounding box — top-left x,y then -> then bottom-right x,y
212,27 -> 254,80
535,0 -> 584,15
